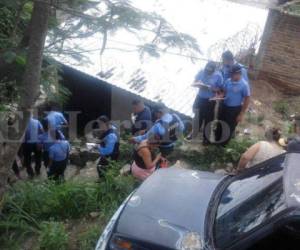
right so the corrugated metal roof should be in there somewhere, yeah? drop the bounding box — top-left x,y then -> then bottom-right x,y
60,62 -> 192,119
60,59 -> 197,117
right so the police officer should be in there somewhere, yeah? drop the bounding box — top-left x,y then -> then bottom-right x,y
220,64 -> 251,144
131,99 -> 152,136
23,116 -> 44,177
96,115 -> 120,177
48,130 -> 70,181
192,61 -> 223,145
221,50 -> 249,84
131,103 -> 184,157
38,118 -> 65,168
45,103 -> 68,133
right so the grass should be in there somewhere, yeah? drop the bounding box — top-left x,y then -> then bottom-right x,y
0,162 -> 137,249
78,225 -> 101,250
0,138 -> 254,249
174,138 -> 254,170
39,221 -> 68,250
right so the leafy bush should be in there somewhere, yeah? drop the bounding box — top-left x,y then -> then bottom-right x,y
177,138 -> 254,169
2,163 -> 137,221
3,181 -> 102,221
0,162 -> 137,249
96,161 -> 137,216
119,142 -> 133,163
78,225 -> 101,250
39,221 -> 68,250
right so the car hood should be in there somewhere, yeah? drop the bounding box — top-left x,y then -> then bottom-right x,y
114,167 -> 226,250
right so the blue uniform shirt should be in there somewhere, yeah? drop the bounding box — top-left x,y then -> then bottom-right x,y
223,79 -> 251,107
49,140 -> 70,162
46,111 -> 67,129
221,63 -> 249,84
98,132 -> 118,156
38,131 -> 65,152
134,113 -> 185,146
132,106 -> 152,134
25,118 -> 43,143
195,70 -> 223,99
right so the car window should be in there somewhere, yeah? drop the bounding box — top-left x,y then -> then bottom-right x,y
214,155 -> 287,248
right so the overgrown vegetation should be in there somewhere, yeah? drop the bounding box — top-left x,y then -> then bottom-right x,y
39,221 -> 69,250
0,163 -> 137,249
78,225 -> 101,250
0,138 -> 254,248
173,138 -> 254,170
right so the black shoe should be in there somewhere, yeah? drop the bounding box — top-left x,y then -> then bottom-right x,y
202,140 -> 210,146
97,165 -> 106,179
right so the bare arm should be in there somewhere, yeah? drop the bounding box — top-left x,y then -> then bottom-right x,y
139,148 -> 161,169
237,142 -> 261,171
241,96 -> 250,114
191,81 -> 203,88
237,96 -> 250,123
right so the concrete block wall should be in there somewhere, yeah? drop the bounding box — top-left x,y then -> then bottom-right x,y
257,10 -> 300,94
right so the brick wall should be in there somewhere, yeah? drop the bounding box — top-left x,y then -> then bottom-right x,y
257,10 -> 300,94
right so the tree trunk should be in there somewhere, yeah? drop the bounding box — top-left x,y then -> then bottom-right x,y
0,0 -> 51,200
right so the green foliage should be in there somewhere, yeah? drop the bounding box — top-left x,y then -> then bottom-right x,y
0,161 -> 137,249
1,0 -> 201,111
0,1 -> 32,49
3,168 -> 135,221
39,221 -> 68,250
0,233 -> 24,250
223,138 -> 254,163
78,225 -> 100,250
45,0 -> 201,61
177,138 -> 254,170
41,62 -> 71,104
97,161 -> 137,216
273,100 -> 290,119
119,141 -> 133,163
282,2 -> 300,16
3,181 -> 100,220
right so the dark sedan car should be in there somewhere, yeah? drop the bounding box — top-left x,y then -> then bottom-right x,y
96,153 -> 300,250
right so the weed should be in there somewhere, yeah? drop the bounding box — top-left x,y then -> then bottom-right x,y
2,181 -> 102,220
119,142 -> 134,163
0,137 -> 253,249
0,161 -> 137,249
175,138 -> 254,169
39,221 -> 68,250
78,225 -> 101,250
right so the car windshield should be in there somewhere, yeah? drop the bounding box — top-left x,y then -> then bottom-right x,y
214,154 -> 287,248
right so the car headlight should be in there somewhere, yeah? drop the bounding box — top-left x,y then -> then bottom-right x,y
109,236 -> 134,250
95,194 -> 133,250
109,235 -> 149,250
